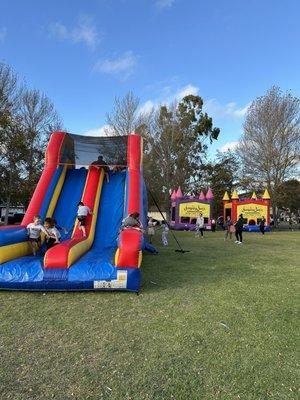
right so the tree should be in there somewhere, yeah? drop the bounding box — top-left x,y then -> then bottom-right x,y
144,95 -> 220,212
19,89 -> 62,206
0,118 -> 27,223
197,151 -> 239,217
277,179 -> 300,214
106,92 -> 220,213
0,63 -> 19,120
0,63 -> 23,223
0,62 -> 62,220
106,91 -> 150,136
237,86 -> 300,223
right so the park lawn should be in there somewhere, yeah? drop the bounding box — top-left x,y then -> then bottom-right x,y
0,231 -> 299,400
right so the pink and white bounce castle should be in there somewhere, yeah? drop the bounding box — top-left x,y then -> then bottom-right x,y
169,187 -> 215,231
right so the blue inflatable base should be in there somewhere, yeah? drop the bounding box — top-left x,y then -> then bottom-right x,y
0,268 -> 141,292
243,225 -> 271,232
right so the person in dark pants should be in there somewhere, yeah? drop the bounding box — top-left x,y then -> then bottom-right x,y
259,216 -> 266,235
234,214 -> 244,244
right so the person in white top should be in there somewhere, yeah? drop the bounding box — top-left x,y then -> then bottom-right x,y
77,201 -> 93,237
195,213 -> 205,238
27,215 -> 46,255
43,217 -> 61,250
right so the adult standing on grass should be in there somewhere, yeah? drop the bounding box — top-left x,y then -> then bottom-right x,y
234,214 -> 244,245
195,213 -> 205,238
259,216 -> 266,235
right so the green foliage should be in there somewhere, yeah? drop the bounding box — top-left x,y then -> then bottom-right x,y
277,179 -> 300,213
196,151 -> 239,216
144,95 -> 220,210
0,62 -> 61,214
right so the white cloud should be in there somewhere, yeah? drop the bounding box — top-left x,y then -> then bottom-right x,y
139,83 -> 199,114
218,141 -> 239,153
173,84 -> 199,101
49,16 -> 100,50
139,100 -> 156,114
0,27 -> 7,42
93,51 -> 138,80
82,125 -> 111,137
156,0 -> 175,9
204,99 -> 250,120
139,82 -> 249,125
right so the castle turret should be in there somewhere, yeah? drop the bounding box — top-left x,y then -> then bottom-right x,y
222,191 -> 230,201
262,189 -> 270,200
171,190 -> 176,201
206,187 -> 214,200
199,190 -> 206,200
176,186 -> 183,199
231,189 -> 239,200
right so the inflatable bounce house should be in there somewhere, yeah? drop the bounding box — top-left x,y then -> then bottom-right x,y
222,189 -> 271,232
0,132 -> 147,292
170,187 -> 214,230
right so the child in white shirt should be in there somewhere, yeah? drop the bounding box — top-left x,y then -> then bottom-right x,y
27,215 -> 46,256
77,202 -> 93,237
44,217 -> 61,250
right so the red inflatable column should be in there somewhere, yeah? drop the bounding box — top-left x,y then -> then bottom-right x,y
22,131 -> 67,226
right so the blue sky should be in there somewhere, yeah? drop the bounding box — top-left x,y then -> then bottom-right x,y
1,0 -> 300,156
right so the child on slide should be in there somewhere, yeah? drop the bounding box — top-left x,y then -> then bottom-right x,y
77,202 -> 93,237
43,217 -> 61,250
120,212 -> 144,232
27,215 -> 46,256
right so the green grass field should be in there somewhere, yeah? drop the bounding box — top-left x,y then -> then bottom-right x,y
0,231 -> 299,400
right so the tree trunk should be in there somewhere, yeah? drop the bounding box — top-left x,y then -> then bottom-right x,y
4,197 -> 11,225
4,168 -> 13,225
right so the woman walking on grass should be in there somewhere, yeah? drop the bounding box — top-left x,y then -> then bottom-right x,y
195,213 -> 205,238
234,214 -> 244,245
259,216 -> 266,235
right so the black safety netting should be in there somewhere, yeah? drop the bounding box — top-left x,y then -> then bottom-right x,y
61,134 -> 128,167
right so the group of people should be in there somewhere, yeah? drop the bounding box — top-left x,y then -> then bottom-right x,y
147,218 -> 169,246
223,214 -> 244,244
26,201 -> 92,256
195,213 -> 267,244
27,216 -> 62,256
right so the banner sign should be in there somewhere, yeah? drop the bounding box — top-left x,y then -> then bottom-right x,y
179,202 -> 210,218
237,203 -> 268,220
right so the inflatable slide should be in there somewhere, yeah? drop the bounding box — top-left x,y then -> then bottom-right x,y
0,132 -> 146,292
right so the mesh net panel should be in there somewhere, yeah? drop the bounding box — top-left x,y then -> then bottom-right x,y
61,134 -> 129,166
